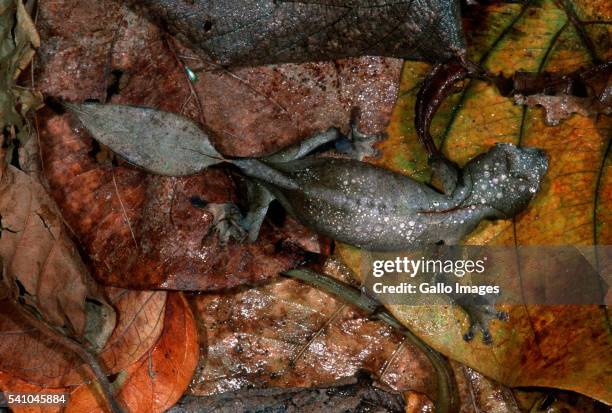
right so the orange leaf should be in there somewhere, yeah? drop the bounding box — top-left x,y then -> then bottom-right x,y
0,289 -> 165,388
65,292 -> 198,413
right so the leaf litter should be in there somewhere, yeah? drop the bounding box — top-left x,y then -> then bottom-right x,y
0,0 -> 610,411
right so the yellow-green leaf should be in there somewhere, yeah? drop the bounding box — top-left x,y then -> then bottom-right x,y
339,0 -> 611,404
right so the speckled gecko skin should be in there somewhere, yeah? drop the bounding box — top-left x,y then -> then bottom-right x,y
228,139 -> 548,251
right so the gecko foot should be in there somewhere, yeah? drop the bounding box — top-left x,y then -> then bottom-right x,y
334,123 -> 383,161
205,203 -> 247,245
455,296 -> 508,344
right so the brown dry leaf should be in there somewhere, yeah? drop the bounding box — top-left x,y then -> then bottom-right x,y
35,0 -> 400,290
0,162 -> 113,333
0,158 -> 125,389
0,288 -> 166,388
65,292 -> 198,413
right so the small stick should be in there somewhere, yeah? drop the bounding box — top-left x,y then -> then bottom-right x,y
5,296 -> 125,413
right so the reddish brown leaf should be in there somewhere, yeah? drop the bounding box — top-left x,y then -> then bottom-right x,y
182,48 -> 403,157
65,292 -> 198,413
0,292 -> 196,413
35,0 -> 400,290
187,259 -> 437,401
0,289 -> 165,388
0,372 -> 65,413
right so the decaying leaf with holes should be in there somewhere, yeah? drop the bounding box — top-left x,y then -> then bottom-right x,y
127,0 -> 466,67
0,0 -> 43,147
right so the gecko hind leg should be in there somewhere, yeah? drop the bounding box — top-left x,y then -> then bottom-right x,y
241,180 -> 276,242
455,295 -> 509,344
193,182 -> 276,244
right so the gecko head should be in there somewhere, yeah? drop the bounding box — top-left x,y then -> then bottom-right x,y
464,143 -> 548,218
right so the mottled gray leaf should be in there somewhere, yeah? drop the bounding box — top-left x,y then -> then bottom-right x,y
65,102 -> 224,176
128,0 -> 466,66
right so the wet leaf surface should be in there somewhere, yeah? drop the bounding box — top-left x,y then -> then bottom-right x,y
126,0 -> 465,66
187,260 -> 439,400
338,0 -> 612,404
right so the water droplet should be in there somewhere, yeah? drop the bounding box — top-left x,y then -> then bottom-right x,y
185,66 -> 198,82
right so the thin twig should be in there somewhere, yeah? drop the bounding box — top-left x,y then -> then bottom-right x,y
4,296 -> 125,413
111,170 -> 138,249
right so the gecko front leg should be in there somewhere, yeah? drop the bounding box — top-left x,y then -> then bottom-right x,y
334,122 -> 383,161
455,294 -> 509,344
202,202 -> 247,244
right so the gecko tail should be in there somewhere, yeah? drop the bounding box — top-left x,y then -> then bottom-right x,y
64,102 -> 226,176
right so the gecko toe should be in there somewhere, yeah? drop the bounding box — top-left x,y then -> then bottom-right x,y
206,203 -> 248,245
456,296 -> 507,345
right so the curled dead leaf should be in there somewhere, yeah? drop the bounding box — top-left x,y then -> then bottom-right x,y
515,93 -> 611,126
0,288 -> 165,388
65,292 -> 198,413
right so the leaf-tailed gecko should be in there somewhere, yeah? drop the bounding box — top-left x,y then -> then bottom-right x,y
64,102 -> 548,342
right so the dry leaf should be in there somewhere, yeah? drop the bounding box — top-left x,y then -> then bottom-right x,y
126,0 -> 465,66
0,289 -> 165,388
0,163 -> 114,335
65,292 -> 198,413
0,292 -> 196,413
